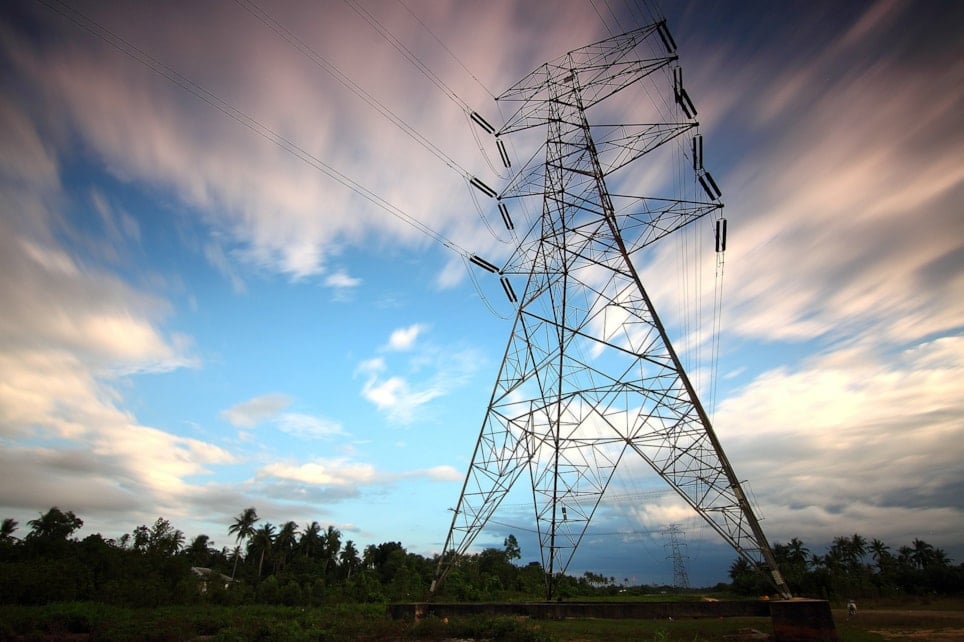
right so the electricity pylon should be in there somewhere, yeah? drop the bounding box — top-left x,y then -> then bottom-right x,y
662,524 -> 691,591
433,22 -> 790,600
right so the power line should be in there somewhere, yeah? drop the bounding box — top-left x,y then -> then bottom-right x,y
343,0 -> 470,113
35,0 -> 474,261
395,0 -> 496,100
233,0 -> 479,184
232,0 -> 518,254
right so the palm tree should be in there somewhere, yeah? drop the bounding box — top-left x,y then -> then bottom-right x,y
911,538 -> 935,570
300,521 -> 322,559
247,522 -> 276,578
0,518 -> 18,543
931,547 -> 951,569
228,507 -> 259,580
274,521 -> 298,572
187,534 -> 215,566
785,537 -> 810,566
339,540 -> 360,580
869,538 -> 891,572
850,533 -> 868,566
26,507 -> 83,540
322,525 -> 342,574
897,545 -> 914,569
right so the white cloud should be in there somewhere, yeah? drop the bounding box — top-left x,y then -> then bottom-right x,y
257,457 -> 462,488
324,270 -> 361,289
713,334 -> 964,546
204,242 -> 247,294
406,465 -> 462,482
359,325 -> 484,423
276,412 -> 345,439
220,393 -> 292,428
0,91 -> 231,527
385,323 -> 426,351
0,348 -> 235,516
697,7 -> 964,347
259,458 -> 376,487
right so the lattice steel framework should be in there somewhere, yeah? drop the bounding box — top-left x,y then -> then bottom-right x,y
663,524 -> 691,591
433,23 -> 789,600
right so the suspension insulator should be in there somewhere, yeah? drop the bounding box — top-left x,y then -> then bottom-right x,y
500,276 -> 518,303
470,111 -> 495,134
716,218 -> 727,252
678,89 -> 697,118
692,134 -> 703,171
499,202 -> 514,231
657,21 -> 677,54
496,138 -> 511,168
470,176 -> 497,198
673,68 -> 697,118
699,174 -> 714,200
705,171 -> 722,198
469,255 -> 499,273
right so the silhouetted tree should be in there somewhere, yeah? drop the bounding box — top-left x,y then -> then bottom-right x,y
228,507 -> 259,580
1,518 -> 18,543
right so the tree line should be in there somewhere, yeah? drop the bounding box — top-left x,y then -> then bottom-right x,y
728,533 -> 963,599
2,508 -> 960,607
0,507 -> 616,607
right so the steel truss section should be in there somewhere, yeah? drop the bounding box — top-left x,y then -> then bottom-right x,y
433,23 -> 790,600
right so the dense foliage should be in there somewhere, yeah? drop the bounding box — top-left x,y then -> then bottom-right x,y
0,507 -> 628,608
2,507 -> 960,610
728,534 -> 964,599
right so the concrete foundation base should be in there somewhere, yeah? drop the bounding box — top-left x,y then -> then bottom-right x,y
389,599 -> 839,641
389,599 -> 770,621
769,599 -> 838,642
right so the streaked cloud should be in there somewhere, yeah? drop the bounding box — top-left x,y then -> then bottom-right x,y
0,0 -> 960,577
220,393 -> 293,428
275,412 -> 345,439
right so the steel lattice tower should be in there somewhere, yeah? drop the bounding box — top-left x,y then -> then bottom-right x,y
663,524 -> 691,591
434,23 -> 790,600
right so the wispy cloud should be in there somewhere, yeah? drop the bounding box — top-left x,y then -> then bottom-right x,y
275,413 -> 345,439
256,457 -> 461,490
358,326 -> 483,424
220,393 -> 293,428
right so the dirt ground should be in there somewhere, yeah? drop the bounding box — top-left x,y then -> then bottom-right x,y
839,608 -> 964,642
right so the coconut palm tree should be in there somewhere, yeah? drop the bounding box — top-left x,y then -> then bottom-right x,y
850,533 -> 868,566
322,525 -> 342,574
26,507 -> 83,540
931,547 -> 951,569
0,517 -> 18,543
339,540 -> 360,580
274,521 -> 298,572
187,534 -> 215,566
869,538 -> 891,572
785,537 -> 810,566
300,521 -> 322,559
247,522 -> 276,578
911,538 -> 935,570
228,507 -> 259,580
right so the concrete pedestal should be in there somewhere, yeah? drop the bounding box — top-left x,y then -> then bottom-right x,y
769,599 -> 838,642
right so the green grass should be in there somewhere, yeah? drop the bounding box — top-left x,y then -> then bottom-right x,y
1,599 -> 962,641
537,615 -> 773,641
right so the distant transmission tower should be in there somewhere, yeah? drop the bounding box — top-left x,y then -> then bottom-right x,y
433,22 -> 789,600
662,524 -> 690,591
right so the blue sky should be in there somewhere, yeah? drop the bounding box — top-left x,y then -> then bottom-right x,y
1,0 -> 962,587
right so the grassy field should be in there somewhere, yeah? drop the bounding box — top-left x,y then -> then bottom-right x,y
1,599 -> 962,641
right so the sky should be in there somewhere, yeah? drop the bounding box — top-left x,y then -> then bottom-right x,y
1,0 -> 963,588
